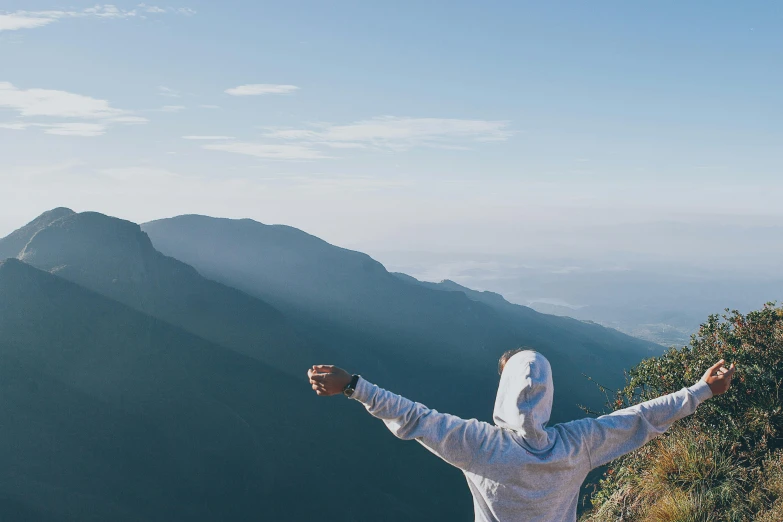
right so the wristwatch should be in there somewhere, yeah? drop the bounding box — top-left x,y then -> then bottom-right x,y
343,374 -> 360,398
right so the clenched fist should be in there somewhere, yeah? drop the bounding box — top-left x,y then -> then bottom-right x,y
307,365 -> 353,396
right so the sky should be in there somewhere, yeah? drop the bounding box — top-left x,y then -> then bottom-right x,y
1,1 -> 781,259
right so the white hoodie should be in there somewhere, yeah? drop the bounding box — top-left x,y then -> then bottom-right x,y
350,350 -> 713,521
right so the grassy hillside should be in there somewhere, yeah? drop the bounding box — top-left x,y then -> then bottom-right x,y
581,305 -> 783,521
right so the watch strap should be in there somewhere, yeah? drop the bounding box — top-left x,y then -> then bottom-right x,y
343,374 -> 360,397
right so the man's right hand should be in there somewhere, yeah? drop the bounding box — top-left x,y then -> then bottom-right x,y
307,365 -> 353,396
702,359 -> 736,396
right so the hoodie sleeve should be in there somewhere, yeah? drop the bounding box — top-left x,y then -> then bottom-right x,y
350,377 -> 492,470
572,380 -> 713,469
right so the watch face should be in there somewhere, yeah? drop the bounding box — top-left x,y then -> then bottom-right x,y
343,386 -> 354,397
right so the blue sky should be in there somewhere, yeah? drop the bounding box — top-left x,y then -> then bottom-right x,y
1,1 -> 781,256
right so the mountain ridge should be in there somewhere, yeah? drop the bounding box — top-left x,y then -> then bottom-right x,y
143,213 -> 662,422
393,273 -> 651,348
3,211 -> 311,374
143,214 -> 659,355
0,207 -> 74,260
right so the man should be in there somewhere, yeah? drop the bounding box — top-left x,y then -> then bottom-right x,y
307,349 -> 735,522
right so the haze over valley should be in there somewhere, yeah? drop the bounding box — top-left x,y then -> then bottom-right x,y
373,219 -> 783,347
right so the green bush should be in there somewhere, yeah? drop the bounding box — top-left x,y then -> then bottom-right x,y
582,305 -> 783,522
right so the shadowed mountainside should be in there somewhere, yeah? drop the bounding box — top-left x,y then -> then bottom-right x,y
3,211 -> 309,375
2,210 -> 506,418
394,274 -> 647,353
0,259 -> 475,521
143,214 -> 661,419
0,209 -> 669,520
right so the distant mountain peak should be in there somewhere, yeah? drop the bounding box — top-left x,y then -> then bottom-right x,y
20,207 -> 76,234
52,211 -> 146,234
146,214 -> 334,248
0,207 -> 76,260
38,207 -> 75,220
143,213 -> 390,276
19,211 -> 158,267
4,209 -> 307,373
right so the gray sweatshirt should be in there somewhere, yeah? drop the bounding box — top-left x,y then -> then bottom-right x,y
350,350 -> 713,522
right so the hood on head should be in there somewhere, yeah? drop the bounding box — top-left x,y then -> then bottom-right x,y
493,350 -> 555,451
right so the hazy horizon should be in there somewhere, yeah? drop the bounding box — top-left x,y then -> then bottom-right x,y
3,205 -> 782,274
3,1 -> 782,348
2,1 -> 782,271
4,205 -> 780,348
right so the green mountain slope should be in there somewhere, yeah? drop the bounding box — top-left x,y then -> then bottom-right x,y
0,209 -> 670,520
395,274 -> 650,355
0,259 -> 475,521
2,209 -> 506,427
143,214 -> 661,420
3,211 -> 309,374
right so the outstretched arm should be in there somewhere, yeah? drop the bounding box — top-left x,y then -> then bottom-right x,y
573,359 -> 735,469
308,365 -> 492,470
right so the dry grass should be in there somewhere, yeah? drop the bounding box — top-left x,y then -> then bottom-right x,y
753,451 -> 783,522
581,429 -> 754,521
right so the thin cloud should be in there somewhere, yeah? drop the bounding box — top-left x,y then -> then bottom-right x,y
0,81 -> 123,118
158,105 -> 186,112
39,122 -> 107,137
0,14 -> 55,31
258,174 -> 411,192
225,84 -> 299,96
0,81 -> 148,136
198,116 -> 512,161
0,121 -> 30,130
198,104 -> 220,109
1,121 -> 107,136
111,116 -> 149,124
203,141 -> 329,160
157,86 -> 181,98
263,116 -> 513,151
138,4 -> 167,14
318,141 -> 368,149
0,4 -> 195,32
182,135 -> 235,140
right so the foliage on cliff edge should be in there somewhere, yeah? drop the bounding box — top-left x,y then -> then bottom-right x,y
582,304 -> 783,521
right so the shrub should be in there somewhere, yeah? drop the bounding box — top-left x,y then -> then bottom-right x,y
582,304 -> 783,521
